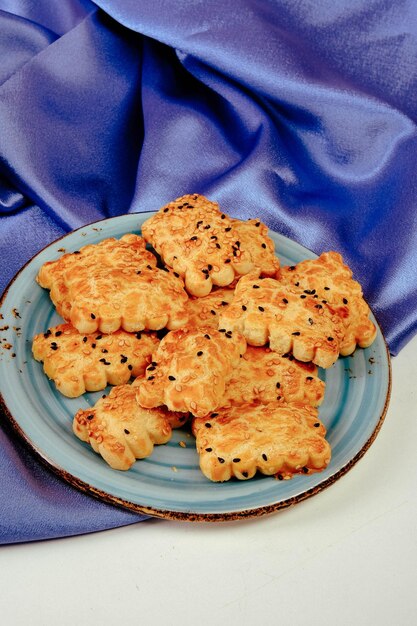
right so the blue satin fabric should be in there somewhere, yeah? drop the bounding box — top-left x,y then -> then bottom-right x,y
1,0 -> 417,542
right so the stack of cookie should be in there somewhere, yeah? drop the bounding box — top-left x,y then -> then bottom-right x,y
32,194 -> 377,482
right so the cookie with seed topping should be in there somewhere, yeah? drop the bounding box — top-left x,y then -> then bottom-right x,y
192,401 -> 331,482
279,252 -> 377,355
141,194 -> 279,297
73,383 -> 188,470
185,287 -> 235,329
224,346 -> 325,407
37,234 -> 188,334
136,326 -> 247,417
32,323 -> 160,397
218,272 -> 344,368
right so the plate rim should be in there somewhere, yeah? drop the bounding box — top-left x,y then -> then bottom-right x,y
0,213 -> 392,522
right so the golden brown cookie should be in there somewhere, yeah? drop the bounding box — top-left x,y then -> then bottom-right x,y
141,194 -> 279,297
32,323 -> 160,397
136,326 -> 247,416
218,272 -> 344,368
192,401 -> 331,482
185,287 -> 235,329
223,346 -> 325,407
279,252 -> 377,355
73,384 -> 188,470
37,234 -> 188,334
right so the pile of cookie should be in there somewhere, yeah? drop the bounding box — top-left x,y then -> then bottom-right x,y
32,194 -> 377,482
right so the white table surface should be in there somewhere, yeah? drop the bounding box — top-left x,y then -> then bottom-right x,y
1,334 -> 416,626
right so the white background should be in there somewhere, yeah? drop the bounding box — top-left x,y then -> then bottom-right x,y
1,335 -> 416,626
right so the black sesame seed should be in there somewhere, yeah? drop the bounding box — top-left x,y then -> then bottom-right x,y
276,382 -> 281,388
343,298 -> 348,304
163,207 -> 169,212
55,331 -> 62,337
91,343 -> 96,349
300,294 -> 306,299
327,337 -> 334,341
262,453 -> 268,461
43,330 -> 52,338
218,457 -> 225,464
86,414 -> 94,420
261,243 -> 267,249
101,348 -> 108,353
302,466 -> 309,474
253,285 -> 260,289
277,473 -> 283,480
221,301 -> 228,306
324,286 -> 330,290
124,428 -> 130,434
168,375 -> 176,381
258,306 -> 265,312
173,272 -> 180,278
207,264 -> 213,270
313,422 -> 320,428
221,214 -> 226,219
233,458 -> 241,463
205,422 -> 212,428
50,344 -> 58,351
190,236 -> 198,241
197,351 -> 203,356
128,364 -> 133,371
135,332 -> 142,340
255,221 -> 260,227
292,331 -> 300,336
210,235 -> 218,240
242,305 -> 247,311
205,447 -> 213,452
242,471 -> 248,478
121,355 -> 128,363
204,334 -> 211,339
306,376 -> 313,381
219,328 -> 226,333
147,376 -> 155,381
224,258 -> 231,263
96,335 -> 102,340
210,309 -> 216,315
90,313 -> 96,319
82,336 -> 88,343
73,250 -> 81,254
210,413 -> 218,418
282,298 -> 288,303
224,227 -> 232,232
215,243 -> 221,249
136,270 -> 141,274
308,318 -> 314,325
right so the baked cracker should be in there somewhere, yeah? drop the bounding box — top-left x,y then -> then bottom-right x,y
73,383 -> 188,470
223,346 -> 325,407
37,234 -> 188,334
141,194 -> 279,297
192,401 -> 331,482
218,272 -> 344,368
32,323 -> 159,397
279,251 -> 377,355
136,326 -> 247,417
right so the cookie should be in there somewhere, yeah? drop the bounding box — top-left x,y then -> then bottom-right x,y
32,323 -> 160,397
218,272 -> 344,368
185,287 -> 235,329
37,234 -> 188,333
279,252 -> 377,355
136,326 -> 247,416
141,194 -> 279,297
223,346 -> 325,407
73,383 -> 188,470
192,401 -> 331,482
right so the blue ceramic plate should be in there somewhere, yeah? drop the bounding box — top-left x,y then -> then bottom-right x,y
0,214 -> 391,520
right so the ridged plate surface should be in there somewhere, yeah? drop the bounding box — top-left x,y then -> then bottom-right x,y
0,214 -> 391,520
